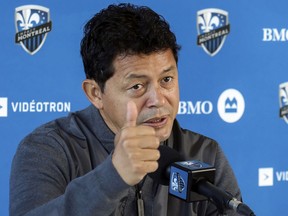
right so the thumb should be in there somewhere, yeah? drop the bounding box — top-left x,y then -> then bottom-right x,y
124,101 -> 138,127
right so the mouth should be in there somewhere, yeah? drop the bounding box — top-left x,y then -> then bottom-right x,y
143,116 -> 168,128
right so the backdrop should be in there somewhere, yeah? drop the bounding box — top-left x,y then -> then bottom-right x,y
1,1 -> 287,215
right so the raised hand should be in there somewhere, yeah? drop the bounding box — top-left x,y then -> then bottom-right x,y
112,101 -> 160,186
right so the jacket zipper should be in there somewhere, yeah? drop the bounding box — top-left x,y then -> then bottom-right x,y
136,185 -> 145,216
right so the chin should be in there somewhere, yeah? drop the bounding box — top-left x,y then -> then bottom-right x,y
156,127 -> 172,142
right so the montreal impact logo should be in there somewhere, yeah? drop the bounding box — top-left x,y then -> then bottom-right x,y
279,82 -> 288,124
15,5 -> 52,55
171,172 -> 185,193
197,8 -> 230,56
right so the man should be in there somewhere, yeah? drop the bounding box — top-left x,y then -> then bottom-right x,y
10,3 -> 241,216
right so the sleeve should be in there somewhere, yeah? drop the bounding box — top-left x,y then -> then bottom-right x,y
204,141 -> 242,216
9,132 -> 130,216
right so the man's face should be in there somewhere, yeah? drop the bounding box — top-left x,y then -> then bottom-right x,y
99,49 -> 179,142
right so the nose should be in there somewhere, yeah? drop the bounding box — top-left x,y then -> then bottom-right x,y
146,84 -> 166,108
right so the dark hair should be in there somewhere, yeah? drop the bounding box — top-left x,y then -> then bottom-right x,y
80,3 -> 181,92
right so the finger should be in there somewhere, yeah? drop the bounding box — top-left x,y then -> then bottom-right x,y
143,161 -> 159,174
139,149 -> 160,161
128,147 -> 160,160
123,101 -> 138,128
120,126 -> 156,139
131,160 -> 159,175
137,136 -> 160,149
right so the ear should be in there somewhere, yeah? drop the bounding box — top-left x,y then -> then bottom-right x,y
82,79 -> 103,109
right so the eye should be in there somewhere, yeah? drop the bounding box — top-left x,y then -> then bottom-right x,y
127,83 -> 146,97
130,84 -> 143,90
162,76 -> 173,83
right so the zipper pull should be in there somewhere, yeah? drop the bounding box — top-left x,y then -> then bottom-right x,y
137,189 -> 145,216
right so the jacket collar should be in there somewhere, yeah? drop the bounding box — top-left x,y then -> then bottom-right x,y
64,105 -> 115,152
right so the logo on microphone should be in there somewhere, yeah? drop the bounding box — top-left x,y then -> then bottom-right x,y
258,168 -> 274,187
0,97 -> 8,117
279,82 -> 288,124
197,8 -> 230,56
15,5 -> 52,55
179,161 -> 203,169
171,172 -> 185,193
169,167 -> 189,200
217,89 -> 245,123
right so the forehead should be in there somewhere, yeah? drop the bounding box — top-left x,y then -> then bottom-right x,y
112,50 -> 177,78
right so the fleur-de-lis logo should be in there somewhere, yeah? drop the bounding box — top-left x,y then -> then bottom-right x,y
198,12 -> 220,33
15,5 -> 52,55
171,172 -> 185,193
197,8 -> 230,56
280,86 -> 288,106
16,8 -> 40,30
279,82 -> 288,123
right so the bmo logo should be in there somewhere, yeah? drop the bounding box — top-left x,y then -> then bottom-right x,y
178,101 -> 213,115
263,28 -> 288,41
178,89 -> 245,123
217,89 -> 245,123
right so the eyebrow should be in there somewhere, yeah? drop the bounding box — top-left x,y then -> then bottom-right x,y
124,65 -> 177,80
163,65 -> 176,72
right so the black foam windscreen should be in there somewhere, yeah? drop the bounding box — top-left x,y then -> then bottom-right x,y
148,145 -> 185,185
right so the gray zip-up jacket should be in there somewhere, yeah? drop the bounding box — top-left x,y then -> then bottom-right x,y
10,105 -> 241,216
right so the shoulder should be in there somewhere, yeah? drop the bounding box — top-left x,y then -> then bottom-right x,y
16,118 -> 68,163
24,105 -> 91,144
12,107 -> 97,183
17,108 -> 86,159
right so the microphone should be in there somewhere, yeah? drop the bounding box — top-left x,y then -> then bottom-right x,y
148,144 -> 184,186
149,145 -> 256,216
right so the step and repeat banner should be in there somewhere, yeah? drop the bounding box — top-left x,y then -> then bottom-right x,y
1,0 -> 287,215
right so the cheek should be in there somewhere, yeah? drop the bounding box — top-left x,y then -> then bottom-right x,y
167,89 -> 179,109
103,98 -> 126,124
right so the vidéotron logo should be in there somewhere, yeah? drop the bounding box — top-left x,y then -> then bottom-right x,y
217,89 -> 245,123
258,167 -> 288,187
197,8 -> 230,56
0,98 -> 8,117
279,82 -> 288,124
258,168 -> 274,187
0,97 -> 71,118
15,5 -> 52,55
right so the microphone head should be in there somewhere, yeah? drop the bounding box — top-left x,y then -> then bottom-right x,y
148,145 -> 185,185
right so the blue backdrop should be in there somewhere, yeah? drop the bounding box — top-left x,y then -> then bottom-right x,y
1,1 -> 288,215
